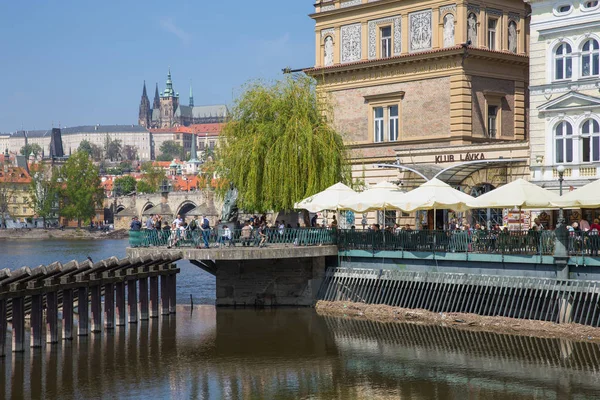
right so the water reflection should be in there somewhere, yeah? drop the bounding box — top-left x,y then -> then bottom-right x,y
1,307 -> 600,399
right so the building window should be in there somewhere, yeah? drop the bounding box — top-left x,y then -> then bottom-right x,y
582,119 -> 600,162
388,105 -> 399,141
554,43 -> 573,80
209,141 -> 215,150
555,4 -> 573,14
582,39 -> 600,77
380,26 -> 392,58
374,107 -> 384,142
487,105 -> 498,138
583,0 -> 599,10
23,207 -> 27,213
487,18 -> 497,50
555,121 -> 574,163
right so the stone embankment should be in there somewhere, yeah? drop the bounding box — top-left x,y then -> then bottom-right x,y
0,229 -> 129,240
316,300 -> 600,344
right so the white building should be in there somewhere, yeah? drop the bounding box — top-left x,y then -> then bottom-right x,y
529,0 -> 600,191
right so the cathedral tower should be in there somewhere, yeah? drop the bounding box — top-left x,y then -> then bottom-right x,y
159,68 -> 179,128
138,81 -> 151,127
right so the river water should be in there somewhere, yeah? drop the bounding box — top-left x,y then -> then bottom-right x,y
1,239 -> 600,399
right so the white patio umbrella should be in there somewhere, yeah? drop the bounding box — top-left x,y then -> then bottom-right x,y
466,178 -> 561,209
294,182 -> 357,213
392,178 -> 475,230
338,181 -> 405,212
466,178 -> 561,230
553,178 -> 600,208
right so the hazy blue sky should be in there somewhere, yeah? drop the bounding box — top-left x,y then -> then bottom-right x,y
0,1 -> 315,132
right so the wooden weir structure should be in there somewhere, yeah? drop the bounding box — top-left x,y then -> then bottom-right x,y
0,253 -> 181,356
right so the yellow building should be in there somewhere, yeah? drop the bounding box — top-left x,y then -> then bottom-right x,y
0,165 -> 35,227
307,0 -> 531,228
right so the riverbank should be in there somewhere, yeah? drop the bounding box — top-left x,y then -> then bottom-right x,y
315,300 -> 600,343
0,228 -> 129,240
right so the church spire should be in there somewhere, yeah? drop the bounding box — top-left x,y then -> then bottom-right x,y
163,67 -> 174,97
153,83 -> 160,109
189,133 -> 198,162
142,80 -> 148,98
189,80 -> 194,107
138,80 -> 151,127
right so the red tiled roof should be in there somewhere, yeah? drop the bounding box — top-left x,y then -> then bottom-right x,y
0,167 -> 31,184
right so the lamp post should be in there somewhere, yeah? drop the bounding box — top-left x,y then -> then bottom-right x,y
557,164 -> 565,226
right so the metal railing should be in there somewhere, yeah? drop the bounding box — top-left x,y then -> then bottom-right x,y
129,227 -> 336,248
337,229 -> 558,256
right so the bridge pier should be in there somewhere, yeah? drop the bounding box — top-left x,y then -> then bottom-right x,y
90,285 -> 102,332
139,277 -> 149,320
169,271 -> 176,314
77,287 -> 89,336
46,291 -> 59,344
30,294 -> 43,348
149,276 -> 159,318
12,297 -> 25,352
115,282 -> 126,326
127,280 -> 138,323
62,289 -> 73,340
104,283 -> 114,329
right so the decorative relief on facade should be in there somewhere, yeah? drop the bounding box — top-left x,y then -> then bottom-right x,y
324,36 -> 334,66
321,28 -> 335,38
409,10 -> 432,52
487,8 -> 503,17
508,12 -> 521,22
508,21 -> 517,53
443,13 -> 455,48
467,4 -> 480,14
341,0 -> 362,7
368,16 -> 402,59
467,12 -> 478,45
439,4 -> 457,20
321,4 -> 336,11
341,23 -> 362,63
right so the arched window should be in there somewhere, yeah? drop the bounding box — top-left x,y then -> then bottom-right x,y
582,39 -> 599,77
581,119 -> 600,162
555,121 -> 573,163
554,43 -> 572,80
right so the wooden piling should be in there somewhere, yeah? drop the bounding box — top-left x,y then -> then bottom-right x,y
127,280 -> 138,323
30,294 -> 44,348
0,299 -> 6,357
149,276 -> 159,318
169,272 -> 177,314
90,285 -> 102,332
62,289 -> 74,340
12,297 -> 25,352
115,281 -> 126,326
77,287 -> 89,336
104,282 -> 114,329
160,274 -> 170,315
46,291 -> 59,344
139,277 -> 149,321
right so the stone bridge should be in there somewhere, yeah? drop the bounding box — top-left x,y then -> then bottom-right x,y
110,191 -> 222,229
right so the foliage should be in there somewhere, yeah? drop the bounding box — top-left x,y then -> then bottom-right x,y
78,140 -> 93,156
138,162 -> 165,193
104,136 -> 123,161
217,76 -> 349,212
20,143 -> 43,159
28,163 -> 60,226
122,145 -> 138,161
114,175 -> 137,195
78,141 -> 104,162
157,140 -> 184,161
58,151 -> 104,227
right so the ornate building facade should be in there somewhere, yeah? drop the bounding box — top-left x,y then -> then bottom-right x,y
138,70 -> 228,129
308,0 -> 530,228
528,0 -> 600,192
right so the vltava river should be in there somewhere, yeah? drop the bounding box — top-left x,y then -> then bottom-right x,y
1,239 -> 599,399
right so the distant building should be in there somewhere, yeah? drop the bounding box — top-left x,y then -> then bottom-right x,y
138,69 -> 228,129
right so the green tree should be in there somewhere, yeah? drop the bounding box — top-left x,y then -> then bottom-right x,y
20,143 -> 43,159
78,140 -> 93,157
59,151 -> 104,227
104,136 -> 123,161
114,175 -> 137,195
122,145 -> 138,161
137,162 -> 165,193
217,76 -> 349,212
28,163 -> 60,227
157,140 -> 184,161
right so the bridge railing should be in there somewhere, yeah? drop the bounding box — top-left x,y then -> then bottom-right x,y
129,227 -> 336,248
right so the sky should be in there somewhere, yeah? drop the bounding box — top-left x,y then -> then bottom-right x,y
0,0 -> 315,132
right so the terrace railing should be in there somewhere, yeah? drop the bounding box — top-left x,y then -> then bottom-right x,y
129,227 -> 336,248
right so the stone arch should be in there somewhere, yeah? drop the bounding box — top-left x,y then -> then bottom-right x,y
115,205 -> 126,214
177,201 -> 197,218
142,202 -> 155,213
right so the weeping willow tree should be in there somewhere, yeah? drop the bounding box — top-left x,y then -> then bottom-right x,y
218,76 -> 349,213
